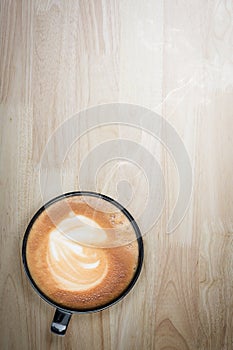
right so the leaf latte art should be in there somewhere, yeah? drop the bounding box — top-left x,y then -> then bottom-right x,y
47,218 -> 108,291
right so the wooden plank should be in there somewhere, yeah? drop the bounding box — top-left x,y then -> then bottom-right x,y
0,0 -> 233,349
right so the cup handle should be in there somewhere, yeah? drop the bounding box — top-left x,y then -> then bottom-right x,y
51,308 -> 72,336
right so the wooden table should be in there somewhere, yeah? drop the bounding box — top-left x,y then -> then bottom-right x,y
1,1 -> 233,349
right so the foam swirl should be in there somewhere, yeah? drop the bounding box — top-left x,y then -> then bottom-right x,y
47,215 -> 108,291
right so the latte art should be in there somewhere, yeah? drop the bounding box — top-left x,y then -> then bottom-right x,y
26,195 -> 139,310
47,217 -> 108,291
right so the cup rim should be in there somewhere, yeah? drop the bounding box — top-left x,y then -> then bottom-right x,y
22,191 -> 144,314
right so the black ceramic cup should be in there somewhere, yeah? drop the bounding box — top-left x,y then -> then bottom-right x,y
22,191 -> 144,336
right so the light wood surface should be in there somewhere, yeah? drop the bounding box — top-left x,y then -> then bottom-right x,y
1,1 -> 233,349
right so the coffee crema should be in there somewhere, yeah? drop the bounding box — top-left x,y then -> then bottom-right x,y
26,195 -> 139,310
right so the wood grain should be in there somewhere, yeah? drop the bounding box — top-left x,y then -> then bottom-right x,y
1,0 -> 233,349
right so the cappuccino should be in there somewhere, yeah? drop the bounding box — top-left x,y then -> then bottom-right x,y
26,195 -> 139,310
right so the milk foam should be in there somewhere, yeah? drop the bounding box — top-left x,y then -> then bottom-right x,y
47,214 -> 108,291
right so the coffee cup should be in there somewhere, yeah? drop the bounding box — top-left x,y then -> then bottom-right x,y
22,191 -> 143,335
